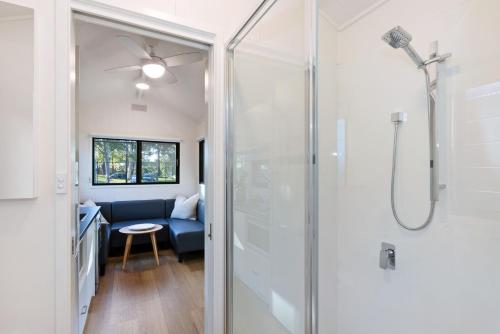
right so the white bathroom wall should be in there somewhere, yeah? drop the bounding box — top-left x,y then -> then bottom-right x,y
318,0 -> 500,333
0,0 -> 56,333
0,14 -> 34,199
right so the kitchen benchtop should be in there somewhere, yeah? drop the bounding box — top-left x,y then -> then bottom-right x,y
79,206 -> 101,240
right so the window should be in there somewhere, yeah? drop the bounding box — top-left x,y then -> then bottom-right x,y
199,139 -> 205,184
141,141 -> 178,183
93,138 -> 179,185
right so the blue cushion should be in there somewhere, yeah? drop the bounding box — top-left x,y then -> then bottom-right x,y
197,200 -> 205,224
165,199 -> 175,218
168,218 -> 204,254
111,199 -> 166,222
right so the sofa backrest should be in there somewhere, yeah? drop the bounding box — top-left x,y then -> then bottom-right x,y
165,199 -> 175,218
112,199 -> 166,222
95,202 -> 112,222
197,200 -> 205,224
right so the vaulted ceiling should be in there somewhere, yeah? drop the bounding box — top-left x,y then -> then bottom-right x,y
75,20 -> 208,121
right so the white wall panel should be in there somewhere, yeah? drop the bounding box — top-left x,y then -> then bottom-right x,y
0,0 -> 56,333
318,0 -> 500,333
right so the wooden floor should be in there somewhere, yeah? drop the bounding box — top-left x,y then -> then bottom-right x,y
84,249 -> 204,334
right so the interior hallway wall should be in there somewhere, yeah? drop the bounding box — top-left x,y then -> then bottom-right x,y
0,1 -> 56,333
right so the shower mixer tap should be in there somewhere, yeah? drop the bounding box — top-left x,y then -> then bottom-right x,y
379,242 -> 396,270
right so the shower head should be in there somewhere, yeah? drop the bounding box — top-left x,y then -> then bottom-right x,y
382,26 -> 425,68
382,26 -> 412,48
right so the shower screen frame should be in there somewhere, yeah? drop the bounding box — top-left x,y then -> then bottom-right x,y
224,0 -> 319,333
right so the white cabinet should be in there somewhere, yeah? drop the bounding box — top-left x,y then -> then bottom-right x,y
78,220 -> 96,334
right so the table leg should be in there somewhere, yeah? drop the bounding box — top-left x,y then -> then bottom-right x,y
122,234 -> 133,270
150,232 -> 160,266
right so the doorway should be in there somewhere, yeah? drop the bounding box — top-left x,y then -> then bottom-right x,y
71,11 -> 214,334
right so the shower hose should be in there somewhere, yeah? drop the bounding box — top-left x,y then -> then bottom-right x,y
390,67 -> 436,231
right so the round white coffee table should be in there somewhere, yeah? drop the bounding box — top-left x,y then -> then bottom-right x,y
119,224 -> 163,270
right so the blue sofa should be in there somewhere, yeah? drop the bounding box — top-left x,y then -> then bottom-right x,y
97,199 -> 204,265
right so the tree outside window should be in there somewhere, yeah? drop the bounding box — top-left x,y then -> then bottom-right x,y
93,138 -> 179,185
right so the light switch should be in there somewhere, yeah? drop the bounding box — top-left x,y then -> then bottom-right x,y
56,173 -> 67,194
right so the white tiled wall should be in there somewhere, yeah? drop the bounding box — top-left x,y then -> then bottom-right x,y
318,0 -> 500,333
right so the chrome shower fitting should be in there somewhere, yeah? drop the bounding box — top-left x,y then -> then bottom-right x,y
382,26 -> 452,70
382,26 -> 424,68
383,26 -> 451,231
420,53 -> 452,67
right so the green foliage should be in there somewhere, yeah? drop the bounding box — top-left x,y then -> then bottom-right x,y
93,138 -> 177,184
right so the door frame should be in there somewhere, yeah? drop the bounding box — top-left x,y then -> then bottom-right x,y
55,1 -> 227,333
224,0 -> 318,333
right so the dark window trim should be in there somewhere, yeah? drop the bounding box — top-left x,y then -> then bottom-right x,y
92,137 -> 180,186
199,139 -> 205,184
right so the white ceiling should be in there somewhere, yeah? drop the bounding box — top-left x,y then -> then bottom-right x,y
319,0 -> 388,30
0,1 -> 32,18
75,20 -> 208,121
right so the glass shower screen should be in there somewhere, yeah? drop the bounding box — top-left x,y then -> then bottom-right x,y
226,0 -> 315,333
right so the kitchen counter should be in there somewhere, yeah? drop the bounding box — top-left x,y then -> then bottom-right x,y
79,206 -> 100,240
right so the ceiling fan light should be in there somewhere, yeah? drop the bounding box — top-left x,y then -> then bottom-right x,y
142,62 -> 165,79
135,82 -> 150,90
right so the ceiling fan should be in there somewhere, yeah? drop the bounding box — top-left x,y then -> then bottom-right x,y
104,35 -> 204,91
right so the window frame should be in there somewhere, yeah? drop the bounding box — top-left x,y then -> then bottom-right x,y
92,137 -> 180,186
199,139 -> 205,184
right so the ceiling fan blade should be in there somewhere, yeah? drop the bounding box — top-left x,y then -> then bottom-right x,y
162,52 -> 203,67
104,65 -> 142,72
164,68 -> 178,84
117,35 -> 151,60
